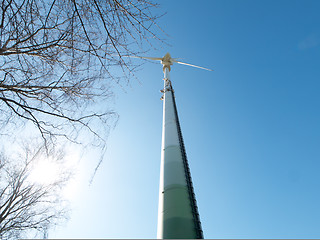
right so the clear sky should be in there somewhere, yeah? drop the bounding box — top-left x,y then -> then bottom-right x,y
51,0 -> 320,238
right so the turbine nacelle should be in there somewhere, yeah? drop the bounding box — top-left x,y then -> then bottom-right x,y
161,53 -> 174,72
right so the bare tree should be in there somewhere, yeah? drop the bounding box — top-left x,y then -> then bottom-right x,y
0,0 -> 164,145
0,2 -> 164,237
0,143 -> 71,239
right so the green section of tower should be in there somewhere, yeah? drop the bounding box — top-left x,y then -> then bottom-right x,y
162,184 -> 193,220
161,146 -> 197,238
163,146 -> 185,185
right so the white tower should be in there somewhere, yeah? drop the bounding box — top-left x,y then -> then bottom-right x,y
157,53 -> 208,239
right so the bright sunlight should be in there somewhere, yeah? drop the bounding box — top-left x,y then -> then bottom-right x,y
28,158 -> 60,185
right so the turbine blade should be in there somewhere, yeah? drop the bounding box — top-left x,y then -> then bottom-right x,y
123,55 -> 162,61
173,60 -> 213,71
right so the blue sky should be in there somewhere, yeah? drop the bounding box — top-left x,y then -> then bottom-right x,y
51,0 -> 320,238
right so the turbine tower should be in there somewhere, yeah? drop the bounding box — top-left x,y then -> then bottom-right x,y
126,53 -> 211,239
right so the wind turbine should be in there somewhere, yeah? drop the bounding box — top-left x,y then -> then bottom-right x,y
126,53 -> 212,239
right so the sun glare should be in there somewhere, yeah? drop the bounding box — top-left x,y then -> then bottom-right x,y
29,159 -> 59,185
27,147 -> 83,200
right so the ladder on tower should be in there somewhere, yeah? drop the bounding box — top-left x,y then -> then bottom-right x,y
172,91 -> 204,239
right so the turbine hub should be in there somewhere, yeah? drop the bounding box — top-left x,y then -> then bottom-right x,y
161,52 -> 173,72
